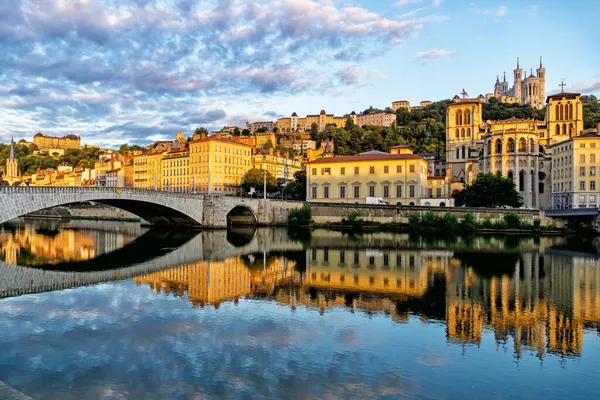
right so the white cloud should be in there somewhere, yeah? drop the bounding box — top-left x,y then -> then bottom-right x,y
393,0 -> 423,7
416,48 -> 455,59
482,5 -> 508,19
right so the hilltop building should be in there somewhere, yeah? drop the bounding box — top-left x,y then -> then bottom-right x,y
487,57 -> 546,109
2,137 -> 21,186
33,133 -> 81,151
277,110 -> 348,133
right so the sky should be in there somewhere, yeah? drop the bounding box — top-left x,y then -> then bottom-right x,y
1,0 -> 599,148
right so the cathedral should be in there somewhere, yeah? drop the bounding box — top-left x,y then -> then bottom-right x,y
487,57 -> 546,109
2,137 -> 20,186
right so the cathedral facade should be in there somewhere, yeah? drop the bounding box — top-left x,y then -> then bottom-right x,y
2,137 -> 20,186
487,57 -> 546,109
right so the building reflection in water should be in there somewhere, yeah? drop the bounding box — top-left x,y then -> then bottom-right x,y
132,237 -> 600,360
0,221 -> 141,266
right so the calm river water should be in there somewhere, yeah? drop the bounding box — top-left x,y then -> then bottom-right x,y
1,219 -> 600,399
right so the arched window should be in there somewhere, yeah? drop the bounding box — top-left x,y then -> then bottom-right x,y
461,128 -> 465,138
495,139 -> 502,154
529,138 -> 535,153
456,148 -> 459,159
569,123 -> 573,136
456,110 -> 462,125
507,171 -> 513,180
518,138 -> 526,152
455,129 -> 459,138
519,170 -> 525,192
465,109 -> 471,125
555,124 -> 560,135
555,104 -> 560,120
568,103 -> 573,120
507,138 -> 515,153
467,127 -> 471,137
539,182 -> 544,194
562,123 -> 567,135
487,141 -> 491,155
559,104 -> 564,120
462,146 -> 466,159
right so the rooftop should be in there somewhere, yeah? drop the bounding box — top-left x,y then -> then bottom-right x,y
309,153 -> 424,164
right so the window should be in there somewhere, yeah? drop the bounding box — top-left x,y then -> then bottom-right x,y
396,184 -> 402,197
409,185 -> 415,197
591,181 -> 597,191
368,185 -> 375,197
323,186 -> 329,199
311,168 -> 317,175
580,154 -> 586,163
312,186 -> 317,198
436,188 -> 442,197
384,166 -> 389,174
353,251 -> 360,265
462,146 -> 466,159
591,154 -> 596,163
580,195 -> 586,205
383,185 -> 389,198
397,165 -> 402,173
507,138 -> 515,153
495,139 -> 502,154
591,167 -> 596,176
340,167 -> 345,175
590,195 -> 597,204
321,167 -> 331,175
340,251 -> 346,264
580,143 -> 586,148
428,188 -> 433,197
340,185 -> 346,198
580,167 -> 586,176
354,167 -> 359,175
410,165 -> 415,173
353,185 -> 360,198
369,166 -> 375,174
580,181 -> 586,190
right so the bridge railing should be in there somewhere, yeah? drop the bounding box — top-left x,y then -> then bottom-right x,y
0,186 -> 208,199
545,207 -> 599,217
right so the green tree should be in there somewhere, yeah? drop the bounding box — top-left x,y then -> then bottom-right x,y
453,173 -> 523,208
256,127 -> 268,133
262,138 -> 273,150
283,170 -> 307,200
242,128 -> 251,136
194,127 -> 209,136
233,127 -> 241,136
582,95 -> 600,129
241,168 -> 278,195
272,127 -> 278,134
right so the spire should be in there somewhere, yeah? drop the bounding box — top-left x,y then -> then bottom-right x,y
539,56 -> 542,69
8,136 -> 16,161
496,75 -> 500,84
517,57 -> 520,69
503,71 -> 506,82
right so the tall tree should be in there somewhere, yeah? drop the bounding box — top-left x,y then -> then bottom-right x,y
241,168 -> 278,195
283,170 -> 307,200
452,173 -> 523,208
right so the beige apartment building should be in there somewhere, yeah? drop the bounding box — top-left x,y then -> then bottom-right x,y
356,112 -> 396,128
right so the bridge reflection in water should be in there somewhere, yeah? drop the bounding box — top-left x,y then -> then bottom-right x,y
1,227 -> 600,360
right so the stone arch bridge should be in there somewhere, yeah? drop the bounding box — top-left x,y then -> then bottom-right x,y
0,186 -> 302,227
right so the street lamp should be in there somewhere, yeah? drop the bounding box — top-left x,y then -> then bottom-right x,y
263,170 -> 267,199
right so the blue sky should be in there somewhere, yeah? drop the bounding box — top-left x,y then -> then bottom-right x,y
1,0 -> 598,147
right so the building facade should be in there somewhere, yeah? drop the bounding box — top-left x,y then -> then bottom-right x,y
252,151 -> 303,182
307,147 -> 428,205
356,112 -> 396,128
277,110 -> 347,133
392,101 -> 411,112
488,57 -> 546,109
189,133 -> 252,194
161,141 -> 190,192
3,138 -> 20,186
33,133 -> 81,151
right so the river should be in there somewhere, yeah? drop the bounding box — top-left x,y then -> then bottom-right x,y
0,219 -> 599,399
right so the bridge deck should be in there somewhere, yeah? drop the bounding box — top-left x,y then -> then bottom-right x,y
545,208 -> 599,217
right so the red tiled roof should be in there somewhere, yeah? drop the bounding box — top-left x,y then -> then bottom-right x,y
390,144 -> 410,149
308,153 -> 424,164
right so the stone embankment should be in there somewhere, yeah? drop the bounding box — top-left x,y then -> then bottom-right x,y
25,204 -> 142,222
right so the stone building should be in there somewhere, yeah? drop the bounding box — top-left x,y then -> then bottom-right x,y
2,137 -> 21,186
356,112 -> 396,128
33,133 -> 81,151
487,57 -> 546,109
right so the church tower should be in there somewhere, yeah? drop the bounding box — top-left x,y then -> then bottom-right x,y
4,137 -> 20,185
501,72 -> 509,94
494,76 -> 502,98
513,57 -> 523,102
536,56 -> 546,106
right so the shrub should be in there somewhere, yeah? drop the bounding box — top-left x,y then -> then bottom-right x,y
442,213 -> 459,231
503,212 -> 521,229
408,213 -> 421,229
342,210 -> 364,227
421,211 -> 440,229
461,212 -> 478,231
480,216 -> 493,229
288,205 -> 312,225
492,219 -> 508,229
532,218 -> 541,230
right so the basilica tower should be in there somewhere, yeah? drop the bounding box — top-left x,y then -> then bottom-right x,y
513,58 -> 523,102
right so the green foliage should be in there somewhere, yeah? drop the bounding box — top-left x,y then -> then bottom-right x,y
503,212 -> 521,229
256,127 -> 268,133
194,127 -> 208,136
460,213 -> 479,231
262,138 -> 273,150
283,170 -> 306,200
288,205 -> 312,225
421,211 -> 439,229
241,168 -> 278,195
532,219 -> 541,230
483,98 -> 546,121
241,129 -> 251,136
582,95 -> 600,129
233,127 -> 241,136
118,144 -> 144,154
442,213 -> 459,231
408,213 -> 421,229
453,173 -> 523,208
480,216 -> 493,229
342,210 -> 364,228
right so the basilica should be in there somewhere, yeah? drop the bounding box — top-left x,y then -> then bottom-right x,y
486,57 -> 546,110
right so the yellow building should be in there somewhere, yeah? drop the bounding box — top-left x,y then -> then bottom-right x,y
356,112 -> 396,128
420,100 -> 432,108
161,141 -> 190,192
307,146 -> 428,205
549,131 -> 600,209
133,141 -> 172,189
252,150 -> 303,182
277,110 -> 347,133
305,139 -> 334,161
544,91 -> 585,146
189,133 -> 252,194
392,100 -> 411,112
33,133 -> 81,151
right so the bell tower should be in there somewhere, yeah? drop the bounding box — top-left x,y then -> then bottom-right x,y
536,56 -> 546,106
513,57 -> 523,102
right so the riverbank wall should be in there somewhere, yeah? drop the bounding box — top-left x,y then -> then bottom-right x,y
24,204 -> 142,222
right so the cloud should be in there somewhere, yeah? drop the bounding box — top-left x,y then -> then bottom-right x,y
416,48 -> 455,59
474,5 -> 509,19
0,0 -> 447,146
570,80 -> 600,94
393,0 -> 422,7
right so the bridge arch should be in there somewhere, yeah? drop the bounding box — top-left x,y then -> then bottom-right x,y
226,205 -> 258,226
0,187 -> 204,226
